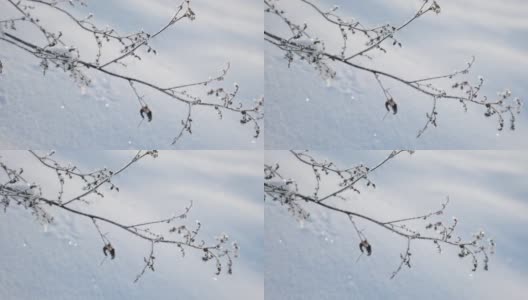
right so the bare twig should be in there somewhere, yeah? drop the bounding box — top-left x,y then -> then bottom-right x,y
0,150 -> 238,282
1,0 -> 263,144
265,151 -> 495,278
264,0 -> 522,136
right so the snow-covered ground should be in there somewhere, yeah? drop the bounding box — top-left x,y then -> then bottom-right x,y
0,0 -> 262,149
265,150 -> 528,299
0,151 -> 263,299
265,0 -> 528,149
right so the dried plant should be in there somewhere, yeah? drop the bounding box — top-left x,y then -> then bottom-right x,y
264,150 -> 495,278
0,0 -> 263,144
264,0 -> 522,137
0,150 -> 239,282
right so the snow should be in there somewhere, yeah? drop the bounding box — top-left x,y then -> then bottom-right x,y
0,0 -> 263,149
1,0 -> 528,298
265,0 -> 528,149
265,150 -> 528,300
0,151 -> 263,299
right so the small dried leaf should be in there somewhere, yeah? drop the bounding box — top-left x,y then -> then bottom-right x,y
385,98 -> 398,114
359,240 -> 372,256
140,106 -> 153,122
103,243 -> 116,259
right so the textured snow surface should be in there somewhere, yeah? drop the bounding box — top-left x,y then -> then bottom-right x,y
0,0 -> 263,149
0,151 -> 263,300
265,0 -> 528,149
265,151 -> 528,300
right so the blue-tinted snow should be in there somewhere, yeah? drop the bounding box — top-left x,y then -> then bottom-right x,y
265,0 -> 528,149
0,151 -> 263,299
265,150 -> 528,300
0,0 -> 262,149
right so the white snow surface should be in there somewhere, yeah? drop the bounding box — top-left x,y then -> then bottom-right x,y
0,0 -> 263,149
265,0 -> 528,149
266,150 -> 528,300
0,151 -> 263,299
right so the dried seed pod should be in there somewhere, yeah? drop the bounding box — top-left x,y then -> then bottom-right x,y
359,240 -> 372,256
103,243 -> 116,259
385,98 -> 398,115
140,106 -> 153,122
